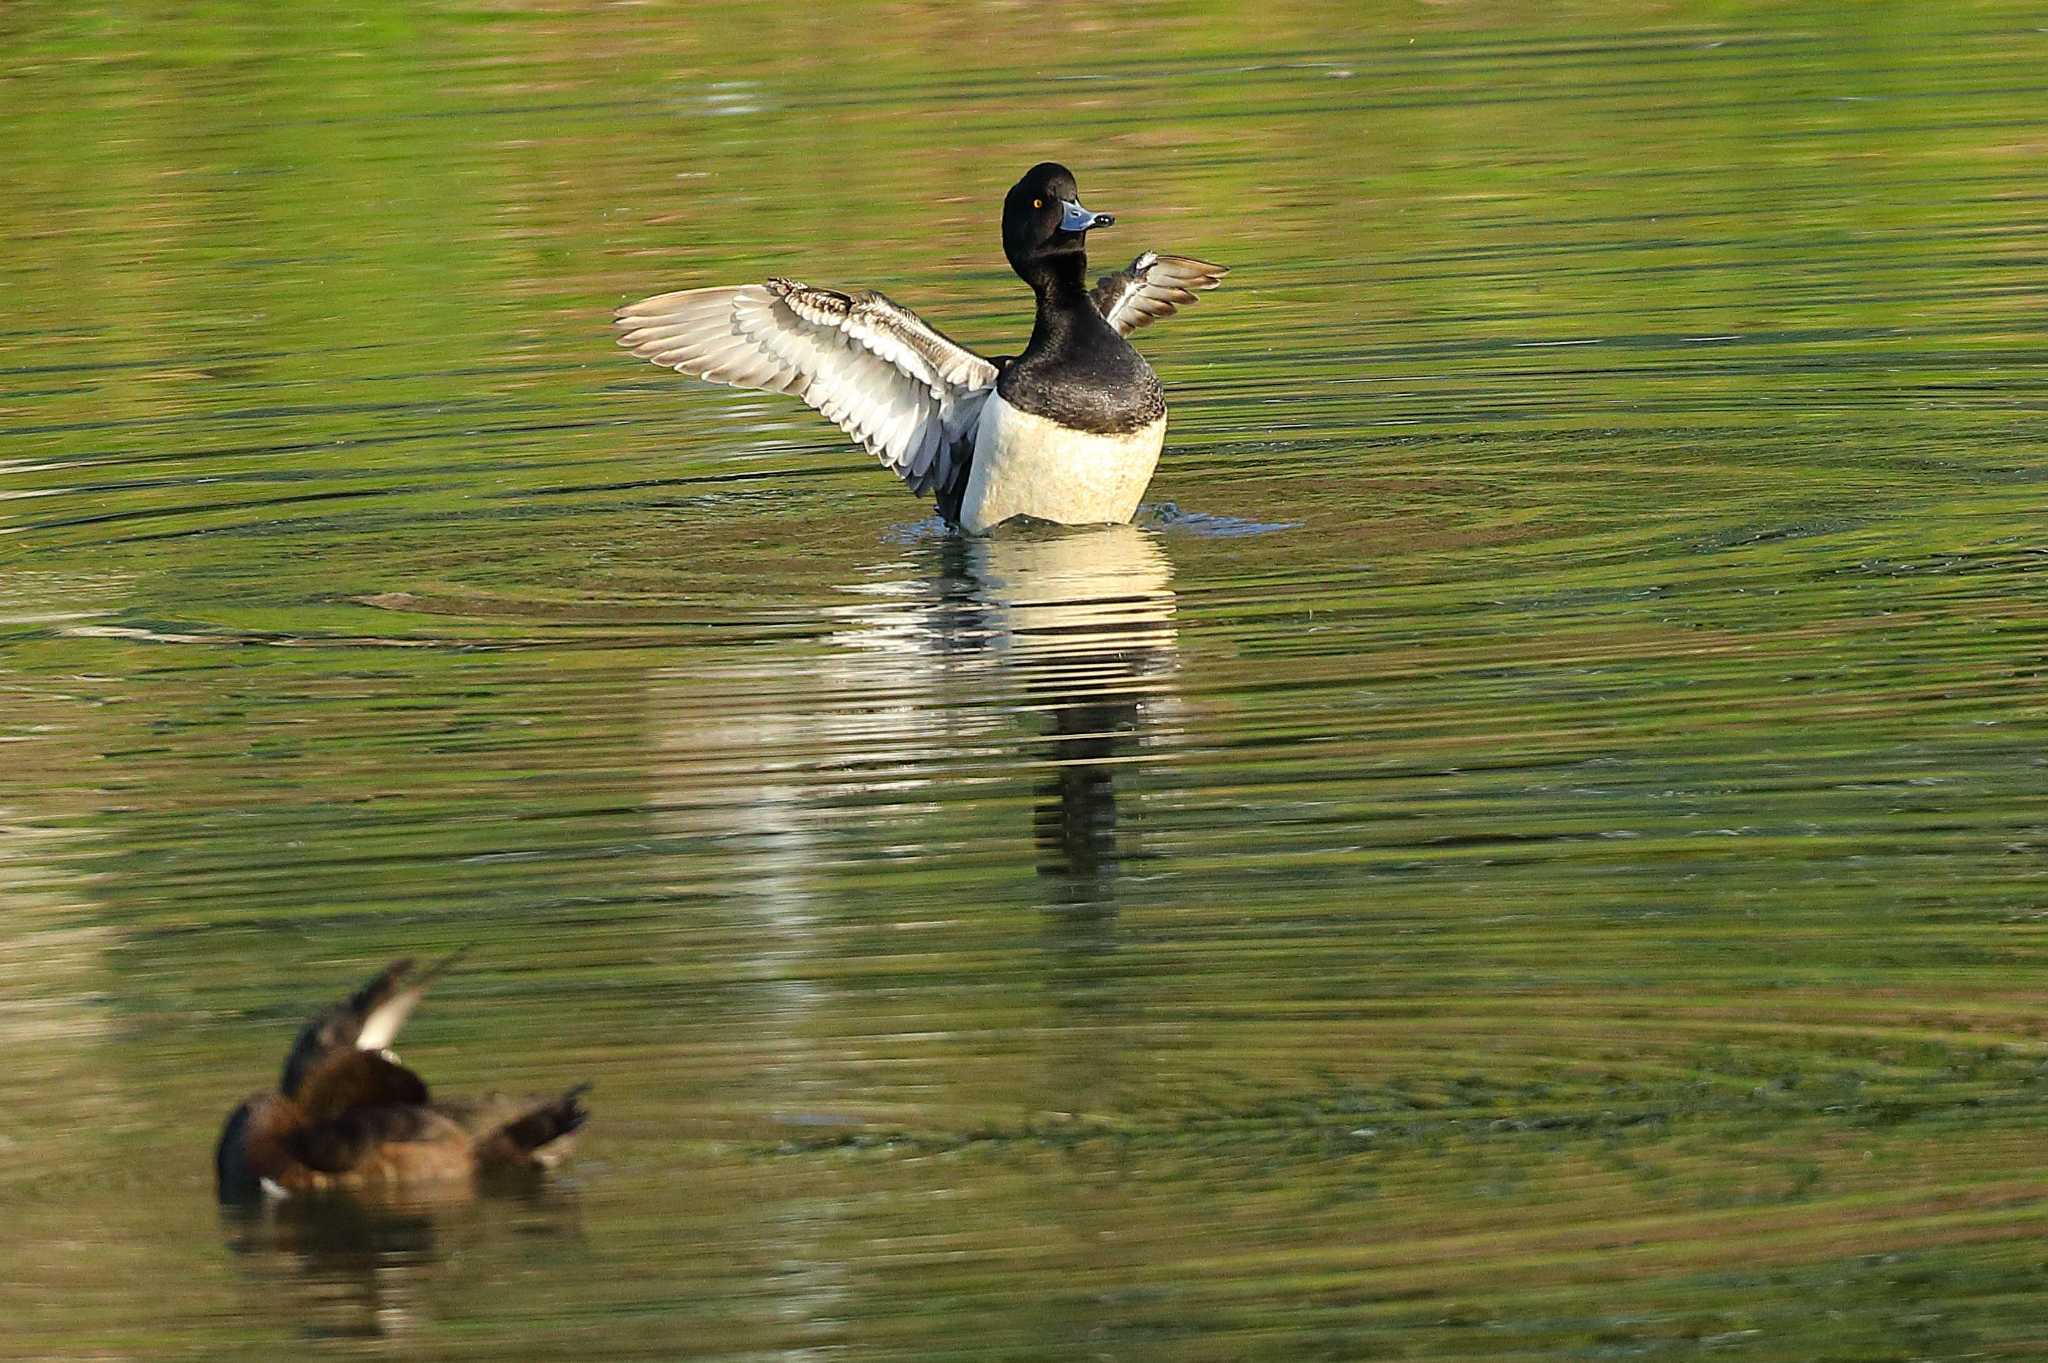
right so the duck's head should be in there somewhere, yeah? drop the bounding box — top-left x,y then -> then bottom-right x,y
1003,162 -> 1114,284
215,1094 -> 267,1201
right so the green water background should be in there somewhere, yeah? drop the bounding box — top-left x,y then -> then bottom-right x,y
4,2 -> 2047,1358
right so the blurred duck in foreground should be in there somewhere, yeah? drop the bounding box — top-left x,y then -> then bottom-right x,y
216,954 -> 589,1202
616,161 -> 1226,534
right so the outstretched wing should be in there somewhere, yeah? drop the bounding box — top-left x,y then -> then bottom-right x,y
470,1083 -> 593,1170
615,279 -> 998,497
278,950 -> 466,1099
1090,253 -> 1229,337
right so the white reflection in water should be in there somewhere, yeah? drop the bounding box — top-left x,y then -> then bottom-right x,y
968,524 -> 1181,900
650,521 -> 1180,915
644,523 -> 1180,1346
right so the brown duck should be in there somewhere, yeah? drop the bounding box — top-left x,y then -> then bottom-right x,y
215,953 -> 589,1201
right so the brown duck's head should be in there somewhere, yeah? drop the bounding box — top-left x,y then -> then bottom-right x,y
215,1093 -> 271,1202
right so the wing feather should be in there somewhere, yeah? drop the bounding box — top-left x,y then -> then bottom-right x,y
278,950 -> 466,1099
1091,252 -> 1229,337
616,278 -> 996,497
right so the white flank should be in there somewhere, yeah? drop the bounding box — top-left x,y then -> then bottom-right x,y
960,394 -> 1166,534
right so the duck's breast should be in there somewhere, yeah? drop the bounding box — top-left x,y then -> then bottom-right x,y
961,393 -> 1166,534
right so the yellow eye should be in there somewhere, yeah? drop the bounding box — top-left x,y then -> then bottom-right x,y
1032,198 -> 1043,209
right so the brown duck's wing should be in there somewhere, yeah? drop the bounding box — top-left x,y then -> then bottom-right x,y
217,1087 -> 441,1196
1090,253 -> 1229,337
295,1047 -> 430,1122
285,1104 -> 456,1176
470,1084 -> 591,1171
279,949 -> 466,1098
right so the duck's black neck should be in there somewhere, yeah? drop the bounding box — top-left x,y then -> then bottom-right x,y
1022,250 -> 1111,357
998,245 -> 1165,435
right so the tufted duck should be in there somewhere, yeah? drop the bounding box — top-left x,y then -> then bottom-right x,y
615,162 -> 1226,533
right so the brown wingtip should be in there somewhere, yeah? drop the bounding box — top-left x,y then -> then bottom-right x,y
414,945 -> 471,988
553,1083 -> 594,1141
478,1082 -> 594,1168
556,1082 -> 594,1137
362,946 -> 465,1004
343,957 -> 418,1016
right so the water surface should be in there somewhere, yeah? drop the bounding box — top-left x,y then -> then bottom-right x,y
5,3 -> 2048,1358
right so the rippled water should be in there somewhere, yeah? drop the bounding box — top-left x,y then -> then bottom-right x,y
6,3 -> 2048,1358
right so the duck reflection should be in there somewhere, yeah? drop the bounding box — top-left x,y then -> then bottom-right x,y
650,520 -> 1179,908
219,1184 -> 581,1344
960,523 -> 1179,905
644,524 -> 1178,1348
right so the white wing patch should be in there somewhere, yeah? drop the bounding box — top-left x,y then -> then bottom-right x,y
353,993 -> 423,1054
616,280 -> 998,496
1091,253 -> 1230,337
349,949 -> 463,1056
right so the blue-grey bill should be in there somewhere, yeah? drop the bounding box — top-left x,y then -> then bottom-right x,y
1060,198 -> 1114,232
